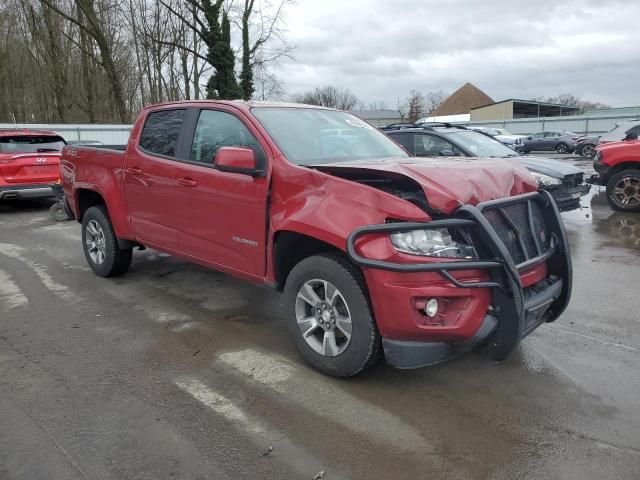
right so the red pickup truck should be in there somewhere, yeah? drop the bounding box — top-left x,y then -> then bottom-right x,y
61,101 -> 572,377
0,129 -> 65,200
590,140 -> 640,212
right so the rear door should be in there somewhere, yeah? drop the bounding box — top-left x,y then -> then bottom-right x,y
542,132 -> 560,150
173,107 -> 270,276
123,108 -> 188,250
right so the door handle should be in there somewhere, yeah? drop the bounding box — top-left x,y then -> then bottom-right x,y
125,167 -> 143,175
176,177 -> 198,188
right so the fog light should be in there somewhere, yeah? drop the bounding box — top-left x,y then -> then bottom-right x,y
425,298 -> 439,318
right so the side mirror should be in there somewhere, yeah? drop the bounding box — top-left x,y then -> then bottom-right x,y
439,149 -> 455,156
214,146 -> 259,175
527,136 -> 532,140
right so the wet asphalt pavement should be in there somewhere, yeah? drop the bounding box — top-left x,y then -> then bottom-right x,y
1,157 -> 639,479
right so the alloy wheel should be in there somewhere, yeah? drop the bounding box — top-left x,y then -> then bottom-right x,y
581,144 -> 595,159
295,279 -> 352,357
85,219 -> 107,265
613,176 -> 640,207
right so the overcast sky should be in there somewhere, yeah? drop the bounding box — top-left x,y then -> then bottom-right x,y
275,0 -> 640,107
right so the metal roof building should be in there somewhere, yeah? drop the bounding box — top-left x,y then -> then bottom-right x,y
350,110 -> 402,127
470,99 -> 580,121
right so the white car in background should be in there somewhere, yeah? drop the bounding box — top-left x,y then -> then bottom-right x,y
468,126 -> 527,147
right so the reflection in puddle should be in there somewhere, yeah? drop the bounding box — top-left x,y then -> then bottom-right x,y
590,191 -> 640,251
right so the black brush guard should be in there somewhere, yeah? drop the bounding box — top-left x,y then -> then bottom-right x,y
346,190 -> 572,361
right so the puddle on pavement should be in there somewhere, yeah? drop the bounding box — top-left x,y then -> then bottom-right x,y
562,187 -> 640,254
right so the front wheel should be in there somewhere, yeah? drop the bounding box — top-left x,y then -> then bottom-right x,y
82,206 -> 132,277
580,144 -> 596,159
606,169 -> 640,212
556,142 -> 569,154
284,253 -> 381,377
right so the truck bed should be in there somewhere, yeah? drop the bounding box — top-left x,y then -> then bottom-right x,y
60,145 -> 127,219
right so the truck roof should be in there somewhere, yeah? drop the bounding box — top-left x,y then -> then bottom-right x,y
141,100 -> 335,113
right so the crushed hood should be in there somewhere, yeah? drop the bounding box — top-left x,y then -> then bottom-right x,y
313,157 -> 538,214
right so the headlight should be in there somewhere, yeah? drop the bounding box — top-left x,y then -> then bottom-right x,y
531,172 -> 562,186
390,228 -> 477,258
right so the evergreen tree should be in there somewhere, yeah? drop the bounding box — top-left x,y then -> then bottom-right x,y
203,2 -> 241,99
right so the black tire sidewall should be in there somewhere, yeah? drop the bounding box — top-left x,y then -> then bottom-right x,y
606,170 -> 640,212
284,254 -> 379,377
556,143 -> 568,153
81,206 -> 125,277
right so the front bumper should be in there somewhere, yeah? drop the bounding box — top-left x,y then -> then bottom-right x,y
0,184 -> 56,200
549,183 -> 591,211
347,190 -> 572,368
587,174 -> 606,186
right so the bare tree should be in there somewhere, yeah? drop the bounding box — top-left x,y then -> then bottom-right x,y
40,0 -> 132,121
406,90 -> 425,122
531,94 -> 609,114
253,56 -> 285,100
291,85 -> 359,110
0,0 -> 294,123
424,90 -> 449,116
366,100 -> 389,110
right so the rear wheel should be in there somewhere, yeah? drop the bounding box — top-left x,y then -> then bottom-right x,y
556,142 -> 569,154
82,206 -> 132,277
606,170 -> 640,212
284,252 -> 381,377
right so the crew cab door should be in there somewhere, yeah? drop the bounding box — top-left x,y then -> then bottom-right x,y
123,108 -> 188,250
173,108 -> 270,277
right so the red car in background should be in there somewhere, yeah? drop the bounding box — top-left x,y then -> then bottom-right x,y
0,129 -> 66,200
590,139 -> 640,212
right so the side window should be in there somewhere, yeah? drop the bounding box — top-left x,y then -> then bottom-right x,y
191,110 -> 265,165
390,133 -> 413,153
139,109 -> 186,157
416,134 -> 460,156
531,133 -> 544,139
414,134 -> 434,155
544,132 -> 558,138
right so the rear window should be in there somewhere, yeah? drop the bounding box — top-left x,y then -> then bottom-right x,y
0,135 -> 66,154
139,109 -> 186,157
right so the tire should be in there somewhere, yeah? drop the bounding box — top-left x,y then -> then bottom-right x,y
580,144 -> 596,159
81,205 -> 132,277
283,252 -> 381,377
555,142 -> 569,154
50,202 -> 71,222
606,169 -> 640,212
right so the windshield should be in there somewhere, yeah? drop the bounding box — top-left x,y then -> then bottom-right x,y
600,121 -> 640,142
445,130 -> 517,157
251,108 -> 408,165
494,129 -> 513,136
0,135 -> 66,154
